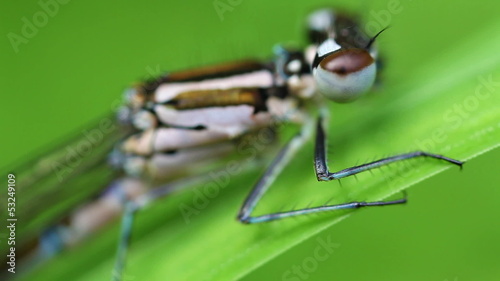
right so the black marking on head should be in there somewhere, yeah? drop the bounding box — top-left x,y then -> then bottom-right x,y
276,48 -> 311,79
332,13 -> 371,49
312,53 -> 323,69
307,9 -> 336,45
284,51 -> 311,76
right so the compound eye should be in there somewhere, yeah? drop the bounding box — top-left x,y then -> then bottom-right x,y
314,48 -> 376,103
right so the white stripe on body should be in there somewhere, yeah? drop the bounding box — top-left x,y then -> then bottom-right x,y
124,142 -> 235,180
122,127 -> 245,156
154,104 -> 272,131
154,96 -> 301,128
155,70 -> 274,103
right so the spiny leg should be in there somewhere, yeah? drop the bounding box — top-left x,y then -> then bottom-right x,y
310,111 -> 463,217
238,113 -> 463,224
237,116 -> 404,224
238,118 -> 315,224
314,115 -> 463,181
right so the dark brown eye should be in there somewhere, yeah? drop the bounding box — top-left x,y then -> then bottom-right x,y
313,48 -> 377,103
319,48 -> 374,76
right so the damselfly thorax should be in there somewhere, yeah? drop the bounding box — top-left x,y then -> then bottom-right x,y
111,9 -> 380,183
114,59 -> 308,182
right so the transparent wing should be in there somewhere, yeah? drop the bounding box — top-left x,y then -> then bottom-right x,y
0,112 -> 134,259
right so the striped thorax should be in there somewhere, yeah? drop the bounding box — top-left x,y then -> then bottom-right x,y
116,60 -> 305,181
112,8 -> 382,181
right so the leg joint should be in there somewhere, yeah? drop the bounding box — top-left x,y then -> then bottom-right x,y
237,214 -> 251,224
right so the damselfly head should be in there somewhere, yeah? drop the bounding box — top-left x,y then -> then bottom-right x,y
313,47 -> 376,103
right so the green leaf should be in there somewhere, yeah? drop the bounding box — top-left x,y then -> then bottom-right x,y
6,1 -> 500,281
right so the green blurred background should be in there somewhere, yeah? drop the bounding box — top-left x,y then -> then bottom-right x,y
1,0 -> 499,280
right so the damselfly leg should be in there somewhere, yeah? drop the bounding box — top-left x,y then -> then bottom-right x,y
112,159 -> 260,281
237,117 -> 315,224
238,111 -> 464,224
111,174 -> 217,281
314,114 -> 464,182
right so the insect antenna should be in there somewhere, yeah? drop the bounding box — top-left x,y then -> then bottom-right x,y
365,26 -> 390,49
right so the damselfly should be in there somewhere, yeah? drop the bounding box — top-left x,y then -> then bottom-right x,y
3,7 -> 463,281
